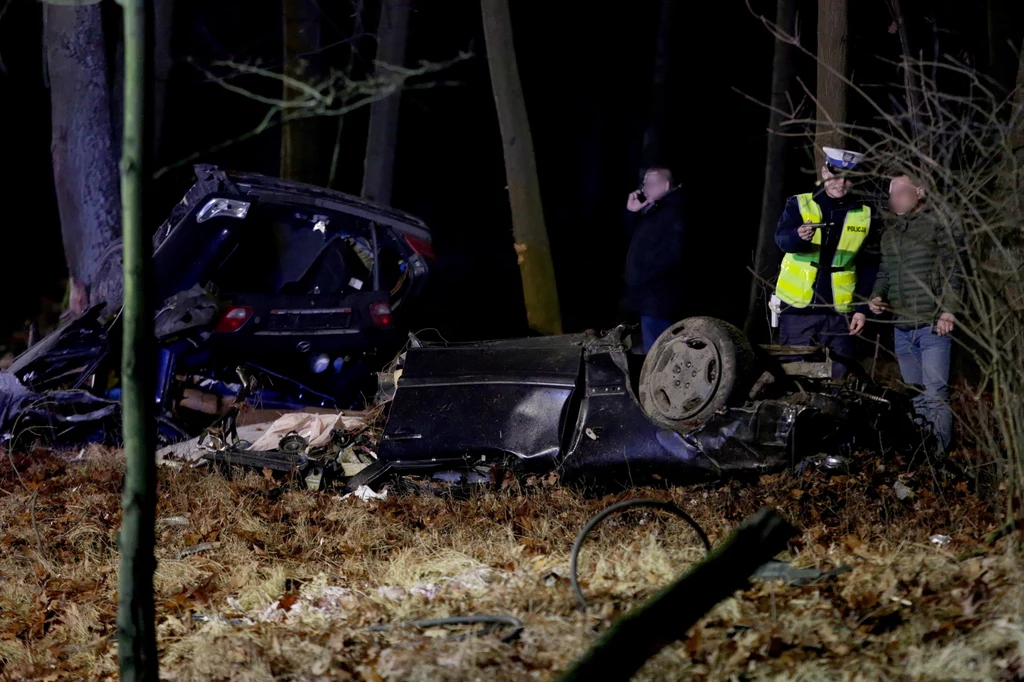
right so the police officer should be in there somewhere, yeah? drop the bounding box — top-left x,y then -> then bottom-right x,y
773,147 -> 877,378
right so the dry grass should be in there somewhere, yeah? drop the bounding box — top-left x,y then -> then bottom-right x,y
0,446 -> 1021,681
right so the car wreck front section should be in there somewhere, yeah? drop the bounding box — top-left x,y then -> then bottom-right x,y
372,327 -> 811,488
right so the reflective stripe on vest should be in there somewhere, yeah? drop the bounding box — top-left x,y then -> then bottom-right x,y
774,193 -> 871,313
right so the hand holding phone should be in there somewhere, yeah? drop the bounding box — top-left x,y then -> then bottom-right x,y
626,190 -> 647,212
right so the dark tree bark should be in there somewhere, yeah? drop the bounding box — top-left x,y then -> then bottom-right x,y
481,0 -> 562,335
746,0 -> 798,337
280,0 -> 325,185
44,3 -> 122,317
361,0 -> 411,206
639,0 -> 672,174
814,0 -> 848,166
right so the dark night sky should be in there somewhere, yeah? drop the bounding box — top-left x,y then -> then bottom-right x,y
2,0 -> 1022,347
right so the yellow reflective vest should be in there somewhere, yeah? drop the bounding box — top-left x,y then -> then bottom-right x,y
775,193 -> 871,313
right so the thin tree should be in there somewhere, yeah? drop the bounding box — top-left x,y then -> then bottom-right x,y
814,0 -> 848,164
887,0 -> 922,137
280,0 -> 325,184
480,0 -> 562,335
116,0 -> 159,677
44,0 -> 122,317
362,0 -> 411,205
745,0 -> 798,337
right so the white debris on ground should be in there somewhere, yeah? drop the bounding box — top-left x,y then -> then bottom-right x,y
340,485 -> 388,502
156,411 -> 367,465
156,423 -> 274,464
247,412 -> 364,451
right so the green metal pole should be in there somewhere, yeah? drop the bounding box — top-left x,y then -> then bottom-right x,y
117,0 -> 158,679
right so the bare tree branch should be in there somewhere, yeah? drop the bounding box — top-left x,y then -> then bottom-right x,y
154,50 -> 471,179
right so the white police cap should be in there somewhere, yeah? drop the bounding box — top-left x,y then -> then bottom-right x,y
822,146 -> 864,172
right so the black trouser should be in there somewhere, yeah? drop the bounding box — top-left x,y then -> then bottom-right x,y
778,312 -> 854,379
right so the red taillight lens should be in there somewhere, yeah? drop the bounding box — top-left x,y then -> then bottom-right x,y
214,305 -> 253,333
403,234 -> 435,259
369,301 -> 393,327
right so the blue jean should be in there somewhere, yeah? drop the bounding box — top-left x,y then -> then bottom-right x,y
641,316 -> 675,353
894,325 -> 952,451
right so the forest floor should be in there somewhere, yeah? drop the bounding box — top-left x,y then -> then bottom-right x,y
0,445 -> 1021,681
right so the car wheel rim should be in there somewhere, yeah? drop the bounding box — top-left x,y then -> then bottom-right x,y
647,335 -> 722,421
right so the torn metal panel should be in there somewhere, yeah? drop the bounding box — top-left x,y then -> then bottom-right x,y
0,370 -> 120,448
780,360 -> 833,379
671,400 -> 800,473
9,304 -> 110,392
562,339 -> 717,481
155,283 -> 222,341
378,335 -> 585,465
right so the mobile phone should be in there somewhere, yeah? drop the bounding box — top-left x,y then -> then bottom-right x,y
636,189 -> 647,203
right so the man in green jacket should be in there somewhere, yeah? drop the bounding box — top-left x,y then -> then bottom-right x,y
869,174 -> 964,452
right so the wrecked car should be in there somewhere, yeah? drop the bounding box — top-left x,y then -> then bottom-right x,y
192,317 -> 924,492
0,164 -> 434,446
355,316 -> 923,488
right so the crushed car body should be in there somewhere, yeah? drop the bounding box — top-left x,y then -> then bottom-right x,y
170,317 -> 925,492
0,164 -> 434,446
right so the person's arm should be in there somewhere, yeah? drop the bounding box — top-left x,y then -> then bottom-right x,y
937,216 -> 965,316
852,216 -> 882,314
774,196 -> 813,253
623,191 -> 647,239
869,239 -> 890,304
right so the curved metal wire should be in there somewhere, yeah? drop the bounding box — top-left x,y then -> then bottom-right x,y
569,498 -> 712,610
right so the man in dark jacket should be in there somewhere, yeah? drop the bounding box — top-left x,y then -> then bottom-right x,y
623,167 -> 687,352
773,147 -> 878,378
869,174 -> 963,452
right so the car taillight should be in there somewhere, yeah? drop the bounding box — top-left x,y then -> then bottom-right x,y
214,305 -> 253,333
369,302 -> 393,327
403,234 -> 435,259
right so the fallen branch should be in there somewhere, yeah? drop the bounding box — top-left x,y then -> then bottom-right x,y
555,507 -> 799,682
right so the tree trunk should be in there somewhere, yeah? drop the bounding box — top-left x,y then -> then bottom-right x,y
745,0 -> 798,337
639,0 -> 672,174
117,1 -> 159,678
1011,37 -> 1024,169
361,0 -> 411,206
280,0 -> 324,184
814,0 -> 848,167
44,2 -> 122,316
1005,36 -> 1024,217
889,0 -> 922,137
480,0 -> 562,336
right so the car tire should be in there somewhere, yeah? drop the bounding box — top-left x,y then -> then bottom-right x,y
638,316 -> 756,431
